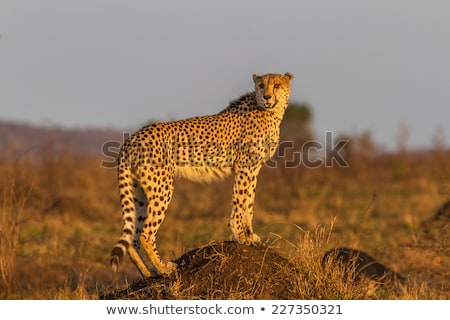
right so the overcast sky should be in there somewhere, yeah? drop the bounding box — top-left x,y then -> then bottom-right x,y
1,0 -> 449,150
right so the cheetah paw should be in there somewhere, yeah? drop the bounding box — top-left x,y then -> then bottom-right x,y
163,261 -> 178,274
154,261 -> 178,276
166,261 -> 178,272
237,233 -> 261,246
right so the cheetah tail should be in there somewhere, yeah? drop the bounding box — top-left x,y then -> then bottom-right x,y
110,156 -> 136,272
110,240 -> 128,272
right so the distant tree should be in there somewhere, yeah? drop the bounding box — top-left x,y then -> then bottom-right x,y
285,102 -> 312,124
274,102 -> 314,195
281,102 -> 314,144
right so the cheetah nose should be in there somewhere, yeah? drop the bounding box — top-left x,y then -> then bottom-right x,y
263,95 -> 272,100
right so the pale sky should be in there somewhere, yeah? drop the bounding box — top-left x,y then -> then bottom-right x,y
1,0 -> 449,150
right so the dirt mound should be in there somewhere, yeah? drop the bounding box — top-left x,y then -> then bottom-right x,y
101,241 -> 299,299
100,242 -> 407,300
322,247 -> 405,284
435,200 -> 450,221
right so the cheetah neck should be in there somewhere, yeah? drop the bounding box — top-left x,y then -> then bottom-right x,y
225,92 -> 258,111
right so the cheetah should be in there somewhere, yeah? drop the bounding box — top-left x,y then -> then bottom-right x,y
110,72 -> 294,277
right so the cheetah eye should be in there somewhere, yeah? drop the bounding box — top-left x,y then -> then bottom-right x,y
274,83 -> 280,89
258,83 -> 264,89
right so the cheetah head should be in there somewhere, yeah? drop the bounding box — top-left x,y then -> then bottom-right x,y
253,72 -> 294,111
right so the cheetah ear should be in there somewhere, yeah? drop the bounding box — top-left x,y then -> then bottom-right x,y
283,72 -> 294,82
253,74 -> 260,83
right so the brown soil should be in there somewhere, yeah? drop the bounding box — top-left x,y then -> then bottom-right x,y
101,241 -> 299,299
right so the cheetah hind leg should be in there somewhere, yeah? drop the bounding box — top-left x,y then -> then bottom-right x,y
127,245 -> 153,278
139,169 -> 178,275
139,234 -> 178,275
128,190 -> 154,278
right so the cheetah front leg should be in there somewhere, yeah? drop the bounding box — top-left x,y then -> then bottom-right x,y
229,166 -> 262,246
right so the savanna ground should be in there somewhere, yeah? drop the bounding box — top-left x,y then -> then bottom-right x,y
0,123 -> 449,299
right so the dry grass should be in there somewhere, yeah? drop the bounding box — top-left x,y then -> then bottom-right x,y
0,142 -> 449,299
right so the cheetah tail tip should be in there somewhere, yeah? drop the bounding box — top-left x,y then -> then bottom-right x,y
110,246 -> 123,272
110,256 -> 120,272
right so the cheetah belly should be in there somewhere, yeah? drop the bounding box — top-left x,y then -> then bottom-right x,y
174,165 -> 232,183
